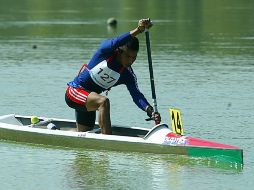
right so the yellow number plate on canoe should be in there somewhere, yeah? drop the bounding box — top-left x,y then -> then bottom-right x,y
169,108 -> 184,136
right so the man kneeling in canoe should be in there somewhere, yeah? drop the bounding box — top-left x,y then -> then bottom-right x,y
65,18 -> 161,134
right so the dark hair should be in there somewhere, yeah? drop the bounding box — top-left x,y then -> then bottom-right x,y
125,37 -> 139,52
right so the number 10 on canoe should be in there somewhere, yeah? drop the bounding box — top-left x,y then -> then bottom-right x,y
169,108 -> 184,136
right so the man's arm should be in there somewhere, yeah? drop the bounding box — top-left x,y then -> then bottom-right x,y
100,18 -> 153,53
125,71 -> 161,124
125,68 -> 150,111
127,84 -> 150,111
100,32 -> 132,53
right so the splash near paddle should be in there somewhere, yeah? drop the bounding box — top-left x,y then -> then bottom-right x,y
169,108 -> 184,136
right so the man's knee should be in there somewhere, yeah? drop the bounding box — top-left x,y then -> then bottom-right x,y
98,97 -> 110,108
86,92 -> 110,111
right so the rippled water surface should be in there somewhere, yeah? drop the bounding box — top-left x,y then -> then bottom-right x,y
0,0 -> 254,189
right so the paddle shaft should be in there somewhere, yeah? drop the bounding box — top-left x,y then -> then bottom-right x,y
145,29 -> 158,113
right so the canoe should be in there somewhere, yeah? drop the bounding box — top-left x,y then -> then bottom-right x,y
0,114 -> 243,165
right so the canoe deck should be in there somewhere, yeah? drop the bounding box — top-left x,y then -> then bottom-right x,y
6,114 -> 150,138
15,113 -> 149,138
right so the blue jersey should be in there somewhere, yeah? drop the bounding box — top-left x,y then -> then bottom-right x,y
67,32 -> 150,111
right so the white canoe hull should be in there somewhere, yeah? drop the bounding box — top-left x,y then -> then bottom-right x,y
0,114 -> 243,165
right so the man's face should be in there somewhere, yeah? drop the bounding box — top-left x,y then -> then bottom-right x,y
120,49 -> 138,68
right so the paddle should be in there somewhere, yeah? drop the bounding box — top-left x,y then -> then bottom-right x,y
145,28 -> 159,125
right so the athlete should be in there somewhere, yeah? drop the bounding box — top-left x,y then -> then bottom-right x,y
65,18 -> 161,134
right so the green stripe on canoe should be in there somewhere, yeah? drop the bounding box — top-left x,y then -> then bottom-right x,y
187,146 -> 243,164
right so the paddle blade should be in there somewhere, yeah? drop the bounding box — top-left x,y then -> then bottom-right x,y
169,108 -> 184,136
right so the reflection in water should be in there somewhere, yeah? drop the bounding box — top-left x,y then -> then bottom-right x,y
0,141 -> 244,190
68,150 -> 110,189
67,149 -> 242,189
162,155 -> 243,172
68,151 -> 165,189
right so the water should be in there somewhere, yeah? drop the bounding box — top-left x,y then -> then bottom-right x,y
0,0 -> 254,189
0,141 -> 244,190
